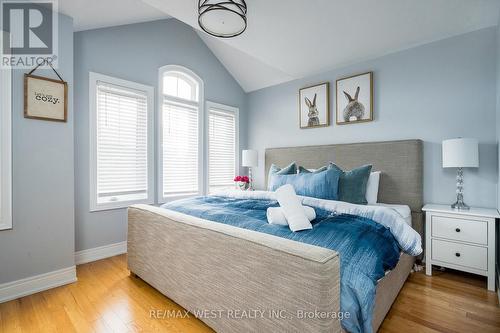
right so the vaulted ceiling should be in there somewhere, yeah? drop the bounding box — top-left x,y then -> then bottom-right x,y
61,0 -> 500,92
59,0 -> 169,32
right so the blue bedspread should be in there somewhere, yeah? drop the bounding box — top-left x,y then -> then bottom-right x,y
162,196 -> 402,333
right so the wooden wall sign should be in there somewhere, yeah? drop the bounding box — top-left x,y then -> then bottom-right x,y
24,61 -> 67,122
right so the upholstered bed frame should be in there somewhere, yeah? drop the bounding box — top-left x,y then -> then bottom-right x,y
265,139 -> 424,240
128,139 -> 423,333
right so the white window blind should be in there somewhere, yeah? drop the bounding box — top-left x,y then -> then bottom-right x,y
159,66 -> 203,201
208,105 -> 237,193
161,100 -> 199,196
90,72 -> 153,211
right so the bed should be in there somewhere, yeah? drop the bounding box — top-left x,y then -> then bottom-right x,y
127,139 -> 423,333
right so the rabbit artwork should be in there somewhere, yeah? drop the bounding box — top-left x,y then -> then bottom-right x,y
342,86 -> 365,122
305,93 -> 320,127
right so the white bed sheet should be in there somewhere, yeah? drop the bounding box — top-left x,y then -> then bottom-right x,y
372,203 -> 412,226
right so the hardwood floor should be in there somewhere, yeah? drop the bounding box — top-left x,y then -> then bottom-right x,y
1,255 -> 498,332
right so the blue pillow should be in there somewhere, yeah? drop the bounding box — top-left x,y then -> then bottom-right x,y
268,168 -> 340,200
329,163 -> 372,205
267,162 -> 297,191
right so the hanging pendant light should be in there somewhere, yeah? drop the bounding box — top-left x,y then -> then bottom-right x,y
198,0 -> 247,38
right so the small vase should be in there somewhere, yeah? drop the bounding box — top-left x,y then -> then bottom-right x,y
236,181 -> 249,191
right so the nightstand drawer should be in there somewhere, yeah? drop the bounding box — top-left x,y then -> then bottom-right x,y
431,215 -> 487,245
431,239 -> 487,271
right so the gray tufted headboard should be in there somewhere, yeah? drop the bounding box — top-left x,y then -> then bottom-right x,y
265,139 -> 424,241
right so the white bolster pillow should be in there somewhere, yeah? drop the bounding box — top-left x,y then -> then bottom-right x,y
275,184 -> 312,232
267,206 -> 316,226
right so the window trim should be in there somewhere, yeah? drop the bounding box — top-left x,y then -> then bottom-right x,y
205,101 -> 239,194
0,65 -> 12,230
89,72 -> 155,212
157,65 -> 205,203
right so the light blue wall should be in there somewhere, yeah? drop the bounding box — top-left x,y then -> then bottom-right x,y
0,12 -> 74,283
496,14 -> 500,269
74,19 -> 247,252
497,17 -> 500,210
247,27 -> 498,209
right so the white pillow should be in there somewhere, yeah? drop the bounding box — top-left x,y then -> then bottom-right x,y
365,171 -> 381,204
275,184 -> 312,232
267,206 -> 316,225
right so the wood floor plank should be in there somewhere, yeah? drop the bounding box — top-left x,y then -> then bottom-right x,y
0,255 -> 498,333
379,267 -> 499,333
27,293 -> 58,333
0,300 -> 23,333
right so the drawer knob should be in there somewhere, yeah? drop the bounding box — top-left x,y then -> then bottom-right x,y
455,228 -> 461,232
455,252 -> 461,257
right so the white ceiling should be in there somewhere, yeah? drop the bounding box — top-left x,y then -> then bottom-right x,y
197,32 -> 294,92
143,0 -> 500,92
59,0 -> 169,31
59,0 -> 500,92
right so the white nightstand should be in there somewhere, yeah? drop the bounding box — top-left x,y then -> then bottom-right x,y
423,204 -> 499,291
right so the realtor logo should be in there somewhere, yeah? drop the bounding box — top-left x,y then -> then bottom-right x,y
1,0 -> 58,68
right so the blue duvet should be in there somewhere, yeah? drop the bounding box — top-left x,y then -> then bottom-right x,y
162,195 -> 405,333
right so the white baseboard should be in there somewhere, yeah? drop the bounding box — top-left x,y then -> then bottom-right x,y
0,241 -> 127,304
74,241 -> 127,265
0,266 -> 77,303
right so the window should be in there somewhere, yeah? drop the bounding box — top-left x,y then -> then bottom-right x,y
158,65 -> 204,201
207,102 -> 239,193
89,72 -> 154,211
0,67 -> 12,230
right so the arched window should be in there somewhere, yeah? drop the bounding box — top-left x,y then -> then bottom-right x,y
162,71 -> 199,102
158,65 -> 204,201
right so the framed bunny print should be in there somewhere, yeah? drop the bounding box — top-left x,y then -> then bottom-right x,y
336,72 -> 373,125
298,82 -> 330,129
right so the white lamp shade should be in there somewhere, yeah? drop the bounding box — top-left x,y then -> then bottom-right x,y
242,150 -> 258,167
442,138 -> 479,168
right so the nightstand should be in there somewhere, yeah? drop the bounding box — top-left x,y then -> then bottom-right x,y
423,204 -> 499,291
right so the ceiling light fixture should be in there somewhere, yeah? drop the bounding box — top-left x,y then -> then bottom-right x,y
198,0 -> 247,38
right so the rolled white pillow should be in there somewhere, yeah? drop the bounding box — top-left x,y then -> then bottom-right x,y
267,206 -> 316,226
275,184 -> 312,232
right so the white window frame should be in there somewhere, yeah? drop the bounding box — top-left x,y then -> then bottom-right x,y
157,65 -> 205,203
89,72 -> 155,212
0,65 -> 12,230
205,101 -> 239,194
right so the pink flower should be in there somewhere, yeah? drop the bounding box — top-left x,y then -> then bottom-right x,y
234,175 -> 250,183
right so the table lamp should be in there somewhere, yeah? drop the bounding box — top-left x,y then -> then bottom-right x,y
242,150 -> 258,190
442,138 -> 479,210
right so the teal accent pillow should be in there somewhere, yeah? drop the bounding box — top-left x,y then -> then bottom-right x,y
298,166 -> 328,174
267,162 -> 297,191
269,162 -> 297,175
329,163 -> 372,204
268,168 -> 340,200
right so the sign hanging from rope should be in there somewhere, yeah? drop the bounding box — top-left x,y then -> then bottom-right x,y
24,58 -> 67,122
